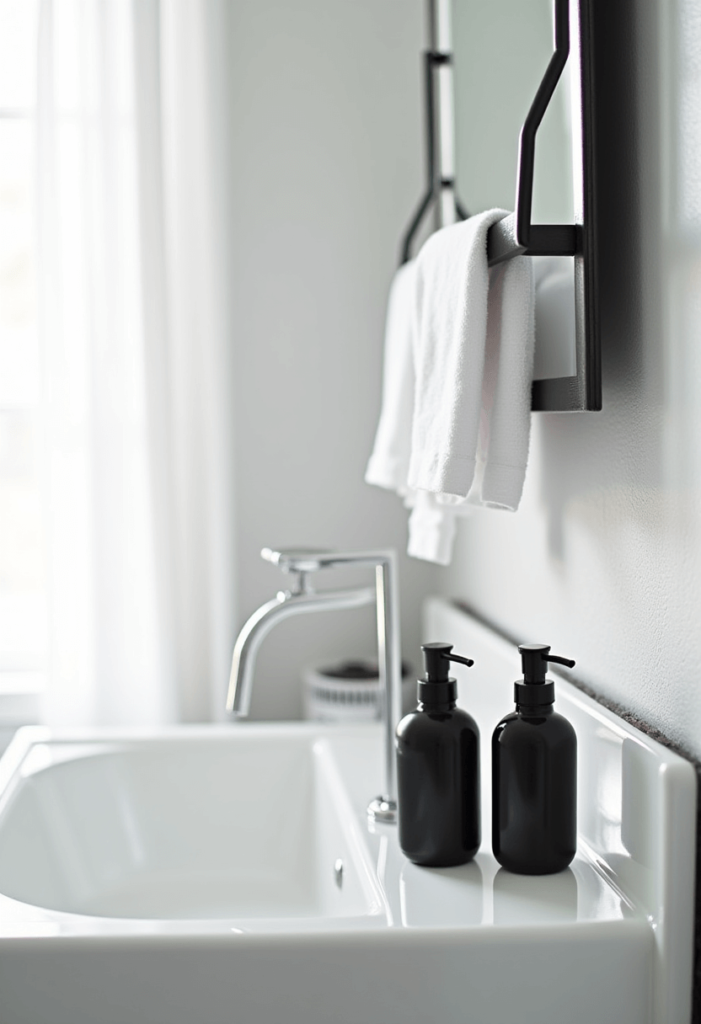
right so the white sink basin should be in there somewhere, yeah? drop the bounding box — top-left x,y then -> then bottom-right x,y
0,729 -> 384,929
0,602 -> 694,1024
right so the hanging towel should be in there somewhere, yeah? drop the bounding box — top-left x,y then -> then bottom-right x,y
365,260 -> 417,495
406,489 -> 458,566
408,209 -> 535,510
478,250 -> 536,509
366,210 -> 535,566
365,261 -> 459,565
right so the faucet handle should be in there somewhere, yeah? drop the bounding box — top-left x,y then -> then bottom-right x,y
261,547 -> 332,574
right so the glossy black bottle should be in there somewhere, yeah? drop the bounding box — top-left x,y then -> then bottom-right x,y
492,644 -> 577,875
396,643 -> 480,867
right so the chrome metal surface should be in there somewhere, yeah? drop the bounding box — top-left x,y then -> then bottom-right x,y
226,586 -> 376,718
227,548 -> 402,823
334,859 -> 344,889
367,796 -> 399,825
261,548 -> 332,574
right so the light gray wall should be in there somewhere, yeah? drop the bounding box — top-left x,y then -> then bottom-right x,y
441,0 -> 701,760
227,0 -> 438,719
226,0 -> 701,762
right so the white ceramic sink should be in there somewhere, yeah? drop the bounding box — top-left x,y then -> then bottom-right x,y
0,601 -> 695,1024
0,730 -> 384,929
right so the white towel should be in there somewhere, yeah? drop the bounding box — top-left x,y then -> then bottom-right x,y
409,209 -> 535,508
364,262 -> 459,565
365,261 -> 417,495
478,251 -> 536,509
366,210 -> 535,566
406,489 -> 458,566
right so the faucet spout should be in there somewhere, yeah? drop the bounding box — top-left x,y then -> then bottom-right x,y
226,548 -> 403,823
227,586 -> 376,718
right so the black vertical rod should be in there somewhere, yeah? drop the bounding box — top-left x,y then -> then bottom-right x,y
428,0 -> 440,231
515,0 -> 570,246
424,52 -> 437,195
399,52 -> 440,264
398,0 -> 468,264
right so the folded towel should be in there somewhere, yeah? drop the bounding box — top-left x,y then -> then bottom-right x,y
478,251 -> 535,509
409,210 -> 534,503
366,210 -> 535,566
406,489 -> 458,566
365,261 -> 417,495
364,262 -> 460,565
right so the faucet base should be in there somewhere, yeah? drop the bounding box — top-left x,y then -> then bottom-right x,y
367,795 -> 398,825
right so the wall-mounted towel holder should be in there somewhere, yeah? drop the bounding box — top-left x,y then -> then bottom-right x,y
399,50 -> 468,265
401,0 -> 601,413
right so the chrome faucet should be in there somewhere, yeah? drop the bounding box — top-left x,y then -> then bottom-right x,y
226,547 -> 402,824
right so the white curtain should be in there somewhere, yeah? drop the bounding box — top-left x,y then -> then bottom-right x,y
37,0 -> 235,726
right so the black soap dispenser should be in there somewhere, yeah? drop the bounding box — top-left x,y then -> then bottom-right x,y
492,644 -> 577,875
396,643 -> 480,867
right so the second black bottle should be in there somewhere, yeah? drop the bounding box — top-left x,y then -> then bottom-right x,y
492,643 -> 577,875
396,643 -> 480,867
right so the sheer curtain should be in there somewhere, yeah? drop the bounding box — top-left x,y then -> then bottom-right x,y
37,0 -> 235,726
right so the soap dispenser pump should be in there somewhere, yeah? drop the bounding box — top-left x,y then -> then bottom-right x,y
492,644 -> 577,875
396,643 -> 480,867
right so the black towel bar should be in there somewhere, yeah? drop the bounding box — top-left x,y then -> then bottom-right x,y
486,0 -> 580,267
400,0 -> 579,267
487,217 -> 581,268
397,0 -> 600,412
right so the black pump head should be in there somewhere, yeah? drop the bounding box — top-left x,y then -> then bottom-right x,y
418,643 -> 474,706
515,643 -> 575,708
519,644 -> 575,684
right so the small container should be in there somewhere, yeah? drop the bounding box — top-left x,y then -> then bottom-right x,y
492,643 -> 577,875
303,660 -> 413,722
396,643 -> 480,867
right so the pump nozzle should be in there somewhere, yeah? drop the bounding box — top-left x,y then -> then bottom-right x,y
421,643 -> 474,681
518,644 -> 575,684
548,654 -> 576,669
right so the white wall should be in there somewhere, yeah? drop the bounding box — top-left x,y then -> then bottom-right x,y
442,0 -> 701,761
227,0 -> 439,720
226,0 -> 701,762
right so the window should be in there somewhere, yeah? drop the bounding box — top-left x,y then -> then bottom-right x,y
0,0 -> 44,727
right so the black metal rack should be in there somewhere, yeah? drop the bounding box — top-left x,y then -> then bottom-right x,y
400,0 -> 601,413
486,0 -> 580,267
400,51 -> 467,265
